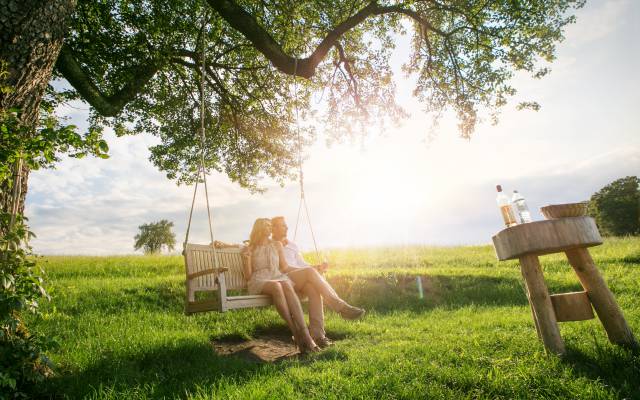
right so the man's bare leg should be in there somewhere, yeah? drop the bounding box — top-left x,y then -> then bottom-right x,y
289,268 -> 364,319
289,267 -> 343,310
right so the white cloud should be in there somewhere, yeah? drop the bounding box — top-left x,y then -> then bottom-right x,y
26,119 -> 640,254
564,0 -> 631,45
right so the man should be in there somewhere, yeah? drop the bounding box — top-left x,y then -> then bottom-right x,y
271,216 -> 365,348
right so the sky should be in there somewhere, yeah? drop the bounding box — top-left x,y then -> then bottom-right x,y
26,0 -> 640,255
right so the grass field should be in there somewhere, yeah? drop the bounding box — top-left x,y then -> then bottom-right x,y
28,237 -> 640,399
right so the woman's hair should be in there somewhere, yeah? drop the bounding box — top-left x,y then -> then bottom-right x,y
249,218 -> 271,248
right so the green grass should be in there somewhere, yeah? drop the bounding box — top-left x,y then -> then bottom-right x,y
27,237 -> 640,399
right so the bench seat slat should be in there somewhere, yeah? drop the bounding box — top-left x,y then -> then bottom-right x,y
226,294 -> 271,301
225,296 -> 273,309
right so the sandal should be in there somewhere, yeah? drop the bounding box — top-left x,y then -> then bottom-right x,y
313,336 -> 334,348
290,318 -> 320,353
338,304 -> 366,320
291,335 -> 320,354
301,340 -> 321,354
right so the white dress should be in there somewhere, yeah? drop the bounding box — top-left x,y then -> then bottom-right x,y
247,242 -> 292,295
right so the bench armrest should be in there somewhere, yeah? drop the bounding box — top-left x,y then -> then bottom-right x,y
187,267 -> 229,280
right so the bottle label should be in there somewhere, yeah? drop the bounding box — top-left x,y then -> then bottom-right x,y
500,205 -> 517,227
514,199 -> 532,223
519,211 -> 532,223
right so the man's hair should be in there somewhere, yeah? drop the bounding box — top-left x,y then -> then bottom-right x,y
271,216 -> 285,225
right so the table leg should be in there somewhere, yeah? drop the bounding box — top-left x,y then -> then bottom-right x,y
565,248 -> 638,350
519,254 -> 565,355
526,291 -> 542,341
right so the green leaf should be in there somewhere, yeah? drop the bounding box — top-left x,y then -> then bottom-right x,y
98,140 -> 109,153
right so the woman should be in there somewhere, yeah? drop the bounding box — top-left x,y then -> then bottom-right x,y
243,218 -> 319,353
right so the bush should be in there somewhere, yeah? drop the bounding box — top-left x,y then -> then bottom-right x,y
1,58 -> 110,396
0,213 -> 55,399
0,63 -> 73,398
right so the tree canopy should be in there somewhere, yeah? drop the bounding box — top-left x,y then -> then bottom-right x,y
589,176 -> 640,237
134,219 -> 177,254
54,0 -> 585,191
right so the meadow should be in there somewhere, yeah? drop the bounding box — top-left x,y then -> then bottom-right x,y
28,237 -> 640,399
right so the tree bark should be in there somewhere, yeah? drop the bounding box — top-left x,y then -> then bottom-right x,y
56,44 -> 163,117
0,0 -> 76,217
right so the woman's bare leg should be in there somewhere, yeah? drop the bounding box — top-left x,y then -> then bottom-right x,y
302,283 -> 325,340
261,281 -> 296,335
281,281 -> 317,350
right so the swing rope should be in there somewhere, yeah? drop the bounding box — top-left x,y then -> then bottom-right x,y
291,59 -> 321,261
183,14 -> 216,252
183,29 -> 320,265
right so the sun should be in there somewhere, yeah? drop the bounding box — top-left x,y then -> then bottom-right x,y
337,148 -> 434,224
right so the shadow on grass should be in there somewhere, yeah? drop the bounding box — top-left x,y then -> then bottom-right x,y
61,273 -> 539,319
49,321 -> 350,399
621,254 -> 640,264
329,274 -> 533,314
601,254 -> 640,265
62,273 -> 591,319
48,340 -> 285,398
214,321 -> 349,343
563,342 -> 640,399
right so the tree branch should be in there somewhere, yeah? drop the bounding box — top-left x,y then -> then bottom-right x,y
206,0 -> 451,80
207,0 -> 381,78
56,0 -> 461,118
172,49 -> 267,71
55,45 -> 162,116
335,42 -> 362,109
373,5 -> 446,37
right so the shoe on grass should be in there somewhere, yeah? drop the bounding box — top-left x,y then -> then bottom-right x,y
314,336 -> 334,348
339,304 -> 365,320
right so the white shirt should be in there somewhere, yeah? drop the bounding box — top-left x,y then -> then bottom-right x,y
282,240 -> 310,268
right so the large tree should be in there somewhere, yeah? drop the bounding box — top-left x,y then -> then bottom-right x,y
134,219 -> 177,254
2,0 -> 585,217
589,176 -> 640,237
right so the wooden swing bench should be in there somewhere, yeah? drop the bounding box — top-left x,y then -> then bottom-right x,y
184,244 -> 272,314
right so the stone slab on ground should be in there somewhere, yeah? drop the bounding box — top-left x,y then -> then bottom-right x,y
212,334 -> 300,363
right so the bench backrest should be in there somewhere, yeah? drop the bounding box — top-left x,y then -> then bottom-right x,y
184,244 -> 247,291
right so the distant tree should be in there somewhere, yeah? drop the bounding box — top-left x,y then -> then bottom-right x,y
589,176 -> 640,236
134,220 -> 176,254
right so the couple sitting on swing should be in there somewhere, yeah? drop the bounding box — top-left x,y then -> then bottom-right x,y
240,216 -> 365,353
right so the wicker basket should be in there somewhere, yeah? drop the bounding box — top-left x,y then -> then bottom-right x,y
540,202 -> 589,219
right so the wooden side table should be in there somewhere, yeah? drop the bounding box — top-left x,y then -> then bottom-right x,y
492,216 -> 638,355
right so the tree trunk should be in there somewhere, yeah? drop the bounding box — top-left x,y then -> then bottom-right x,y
0,0 -> 76,217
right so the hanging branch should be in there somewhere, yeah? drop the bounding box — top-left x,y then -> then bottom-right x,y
335,42 -> 362,110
